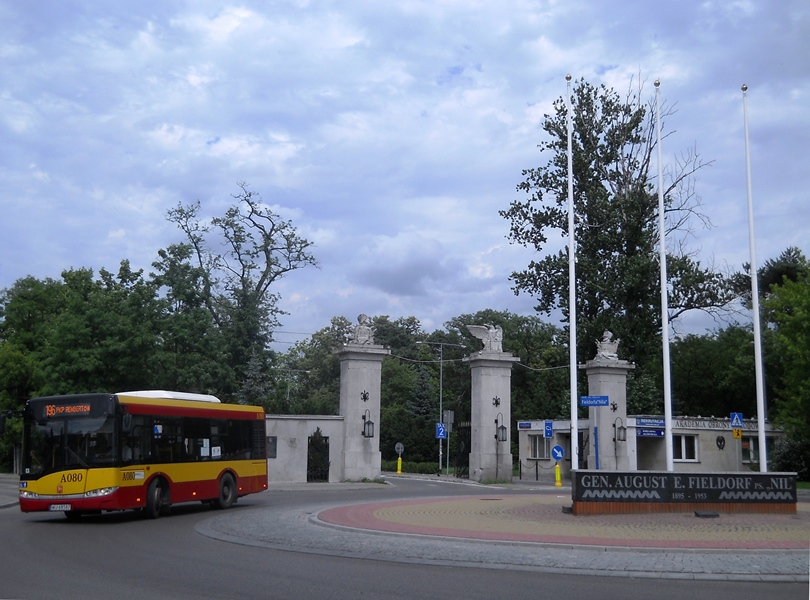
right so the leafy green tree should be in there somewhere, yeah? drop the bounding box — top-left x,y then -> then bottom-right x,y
370,315 -> 424,356
0,276 -> 64,355
0,343 -> 39,406
500,79 -> 734,388
0,342 -> 40,471
379,358 -> 418,460
666,326 -> 758,418
166,183 -> 317,391
403,365 -> 439,463
731,246 -> 807,305
764,267 -> 810,438
270,316 -> 352,415
380,403 -> 412,461
36,264 -> 163,395
407,365 -> 435,419
764,268 -> 810,478
1,263 -> 168,397
151,244 -> 234,393
236,353 -> 275,407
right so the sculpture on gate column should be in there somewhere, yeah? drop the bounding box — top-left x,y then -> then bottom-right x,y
466,323 -> 503,353
349,314 -> 375,345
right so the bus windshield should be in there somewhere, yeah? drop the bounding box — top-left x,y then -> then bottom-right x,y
24,415 -> 118,476
23,394 -> 119,477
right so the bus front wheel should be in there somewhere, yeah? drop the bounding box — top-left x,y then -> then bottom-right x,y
214,473 -> 236,510
145,478 -> 165,519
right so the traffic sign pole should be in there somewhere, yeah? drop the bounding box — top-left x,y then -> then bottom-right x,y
730,413 -> 744,472
395,442 -> 404,475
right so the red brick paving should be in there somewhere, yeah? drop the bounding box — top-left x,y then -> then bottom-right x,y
318,495 -> 810,550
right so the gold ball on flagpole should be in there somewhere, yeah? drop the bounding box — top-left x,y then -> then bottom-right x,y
566,74 -> 571,82
742,84 -> 748,92
654,79 -> 660,88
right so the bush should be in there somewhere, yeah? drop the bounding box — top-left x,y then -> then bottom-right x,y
770,435 -> 810,481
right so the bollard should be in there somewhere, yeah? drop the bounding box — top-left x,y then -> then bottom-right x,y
397,456 -> 402,475
554,462 -> 562,487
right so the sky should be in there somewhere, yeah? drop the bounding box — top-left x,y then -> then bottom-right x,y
1,0 -> 808,351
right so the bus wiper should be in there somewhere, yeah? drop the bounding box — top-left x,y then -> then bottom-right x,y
65,446 -> 88,468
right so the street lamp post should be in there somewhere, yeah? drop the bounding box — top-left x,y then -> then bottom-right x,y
417,341 -> 465,475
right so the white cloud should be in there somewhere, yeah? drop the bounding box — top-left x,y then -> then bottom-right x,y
0,0 -> 806,350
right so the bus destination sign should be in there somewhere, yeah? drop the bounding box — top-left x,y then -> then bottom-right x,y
45,404 -> 92,417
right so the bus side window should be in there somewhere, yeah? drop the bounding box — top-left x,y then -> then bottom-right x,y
131,417 -> 150,462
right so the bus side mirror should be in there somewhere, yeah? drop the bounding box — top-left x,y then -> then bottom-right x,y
122,413 -> 132,434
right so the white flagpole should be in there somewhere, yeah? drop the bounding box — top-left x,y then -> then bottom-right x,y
742,83 -> 768,472
566,74 -> 579,470
655,81 -> 674,472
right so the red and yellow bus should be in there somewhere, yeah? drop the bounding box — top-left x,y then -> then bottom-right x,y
19,391 -> 268,519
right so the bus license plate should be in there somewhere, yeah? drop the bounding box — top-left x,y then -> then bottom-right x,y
49,504 -> 72,511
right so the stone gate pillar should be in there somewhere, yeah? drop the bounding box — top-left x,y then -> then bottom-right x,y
465,325 -> 519,482
335,315 -> 390,481
580,332 -> 635,471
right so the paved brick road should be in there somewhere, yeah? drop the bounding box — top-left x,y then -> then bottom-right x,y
319,493 -> 810,550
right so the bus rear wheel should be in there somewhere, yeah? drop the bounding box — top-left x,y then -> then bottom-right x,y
214,473 -> 236,510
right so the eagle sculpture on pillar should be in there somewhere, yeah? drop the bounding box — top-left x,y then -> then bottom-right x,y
466,324 -> 503,353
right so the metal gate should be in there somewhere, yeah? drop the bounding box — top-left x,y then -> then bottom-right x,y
454,420 -> 470,478
307,428 -> 330,482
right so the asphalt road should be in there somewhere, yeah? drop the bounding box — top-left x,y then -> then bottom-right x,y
0,478 -> 807,600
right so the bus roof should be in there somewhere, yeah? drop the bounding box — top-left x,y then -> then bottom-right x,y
116,390 -> 222,403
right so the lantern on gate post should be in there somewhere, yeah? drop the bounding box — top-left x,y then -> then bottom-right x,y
361,409 -> 375,438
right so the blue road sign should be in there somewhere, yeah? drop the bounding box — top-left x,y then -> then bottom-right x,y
551,445 -> 565,461
636,417 -> 665,428
580,395 -> 609,407
436,422 -> 447,439
544,420 -> 553,438
730,412 -> 744,428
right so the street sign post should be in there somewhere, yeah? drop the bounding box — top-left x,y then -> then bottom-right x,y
442,410 -> 454,476
544,420 -> 553,439
551,444 -> 564,487
436,422 -> 447,440
731,412 -> 744,472
395,442 -> 404,474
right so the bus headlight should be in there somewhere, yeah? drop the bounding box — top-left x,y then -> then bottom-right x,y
20,490 -> 39,499
84,487 -> 118,498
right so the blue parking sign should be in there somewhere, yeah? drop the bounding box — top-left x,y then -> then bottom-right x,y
544,420 -> 553,438
436,422 -> 447,439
